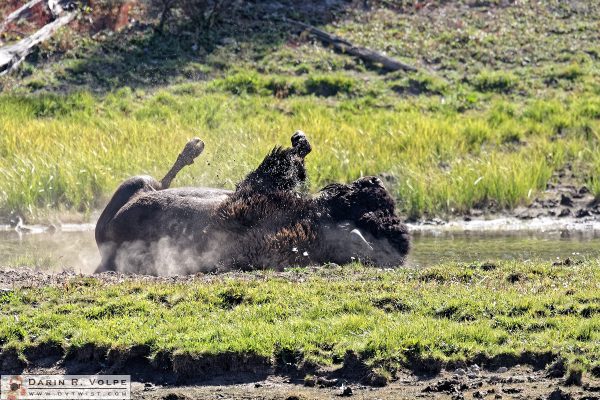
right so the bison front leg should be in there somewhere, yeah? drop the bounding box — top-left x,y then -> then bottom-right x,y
234,131 -> 313,194
160,137 -> 205,189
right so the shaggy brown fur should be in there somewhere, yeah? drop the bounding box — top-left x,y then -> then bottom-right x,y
235,131 -> 311,195
213,169 -> 410,268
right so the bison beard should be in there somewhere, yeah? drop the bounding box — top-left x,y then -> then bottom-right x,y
95,132 -> 410,275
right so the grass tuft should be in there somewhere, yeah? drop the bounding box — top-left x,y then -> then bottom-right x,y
471,70 -> 518,93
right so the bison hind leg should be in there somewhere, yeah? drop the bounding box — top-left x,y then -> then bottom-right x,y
160,137 -> 205,189
95,175 -> 161,245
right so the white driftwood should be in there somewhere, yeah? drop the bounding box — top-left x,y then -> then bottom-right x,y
47,0 -> 66,17
0,0 -> 47,34
288,18 -> 417,73
0,10 -> 76,75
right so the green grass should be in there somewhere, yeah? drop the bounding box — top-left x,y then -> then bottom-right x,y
1,1 -> 600,220
471,70 -> 518,94
2,261 -> 600,377
1,86 -> 599,220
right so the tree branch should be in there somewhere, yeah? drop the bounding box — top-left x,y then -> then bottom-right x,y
47,0 -> 65,18
0,0 -> 46,34
0,10 -> 76,76
286,18 -> 417,73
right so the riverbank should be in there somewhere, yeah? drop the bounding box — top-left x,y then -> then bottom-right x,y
0,262 -> 599,398
0,260 -> 600,382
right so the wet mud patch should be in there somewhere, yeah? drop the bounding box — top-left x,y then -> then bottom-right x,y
472,351 -> 556,372
23,341 -> 64,368
309,350 -> 389,388
0,348 -> 25,374
172,352 -> 271,383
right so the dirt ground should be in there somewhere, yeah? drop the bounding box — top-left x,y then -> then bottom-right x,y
0,266 -> 331,289
131,366 -> 600,400
18,362 -> 600,400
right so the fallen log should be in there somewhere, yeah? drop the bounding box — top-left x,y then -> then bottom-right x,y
286,18 -> 417,73
47,0 -> 66,18
0,10 -> 76,76
0,0 -> 46,34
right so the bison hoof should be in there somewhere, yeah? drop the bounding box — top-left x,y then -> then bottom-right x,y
291,130 -> 311,157
180,137 -> 205,165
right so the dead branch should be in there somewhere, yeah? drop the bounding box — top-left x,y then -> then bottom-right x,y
287,18 -> 417,73
0,0 -> 77,75
0,10 -> 76,76
0,0 -> 46,34
47,0 -> 66,18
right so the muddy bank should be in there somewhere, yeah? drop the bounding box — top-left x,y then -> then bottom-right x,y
2,266 -> 600,399
409,216 -> 600,235
133,367 -> 600,400
411,165 -> 600,234
1,267 -> 600,400
0,266 -> 364,289
6,345 -> 600,400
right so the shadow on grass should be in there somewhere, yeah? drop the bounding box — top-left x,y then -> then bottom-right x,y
20,0 -> 370,93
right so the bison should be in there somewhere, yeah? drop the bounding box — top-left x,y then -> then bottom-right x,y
95,132 -> 410,275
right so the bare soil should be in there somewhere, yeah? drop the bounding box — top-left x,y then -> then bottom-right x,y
25,364 -> 600,400
131,371 -> 600,400
0,266 -> 334,289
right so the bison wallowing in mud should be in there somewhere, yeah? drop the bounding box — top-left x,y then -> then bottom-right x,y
95,132 -> 410,275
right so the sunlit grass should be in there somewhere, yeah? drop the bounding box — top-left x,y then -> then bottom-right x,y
1,83 -> 599,219
1,261 -> 599,374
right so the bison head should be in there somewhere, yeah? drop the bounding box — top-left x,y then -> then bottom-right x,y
318,176 -> 410,266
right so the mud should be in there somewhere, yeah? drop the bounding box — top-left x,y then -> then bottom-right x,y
511,181 -> 598,223
0,266 -> 341,289
130,368 -> 600,400
12,353 -> 600,400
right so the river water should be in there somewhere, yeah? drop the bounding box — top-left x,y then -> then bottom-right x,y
1,218 -> 600,273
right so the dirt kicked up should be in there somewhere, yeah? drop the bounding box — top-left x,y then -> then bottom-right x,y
0,262 -> 599,399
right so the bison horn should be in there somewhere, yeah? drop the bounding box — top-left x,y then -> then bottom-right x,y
350,228 -> 373,252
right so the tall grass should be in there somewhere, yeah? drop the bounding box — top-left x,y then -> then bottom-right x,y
1,84 -> 599,219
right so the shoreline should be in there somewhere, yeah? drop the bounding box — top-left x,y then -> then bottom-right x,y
2,216 -> 600,236
408,216 -> 600,235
